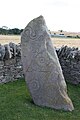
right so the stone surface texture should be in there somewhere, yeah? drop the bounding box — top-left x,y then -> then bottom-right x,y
21,16 -> 74,111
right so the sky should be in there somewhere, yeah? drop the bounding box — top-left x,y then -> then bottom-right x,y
0,0 -> 80,32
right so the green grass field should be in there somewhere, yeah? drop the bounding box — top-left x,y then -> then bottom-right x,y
0,80 -> 80,120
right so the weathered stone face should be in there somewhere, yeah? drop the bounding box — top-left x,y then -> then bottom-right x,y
21,15 -> 74,111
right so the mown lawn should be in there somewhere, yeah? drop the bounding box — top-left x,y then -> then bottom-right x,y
0,79 -> 80,120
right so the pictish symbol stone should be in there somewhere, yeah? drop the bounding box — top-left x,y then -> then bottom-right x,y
21,15 -> 74,111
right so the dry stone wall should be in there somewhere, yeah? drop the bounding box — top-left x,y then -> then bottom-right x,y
0,43 -> 24,83
0,42 -> 80,85
56,46 -> 80,85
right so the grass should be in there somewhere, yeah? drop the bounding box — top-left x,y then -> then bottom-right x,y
0,80 -> 80,120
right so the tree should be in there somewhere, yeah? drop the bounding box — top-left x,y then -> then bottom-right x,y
59,30 -> 63,33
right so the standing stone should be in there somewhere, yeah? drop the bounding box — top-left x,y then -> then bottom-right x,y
21,16 -> 74,111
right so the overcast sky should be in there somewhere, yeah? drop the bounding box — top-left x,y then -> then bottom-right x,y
0,0 -> 80,32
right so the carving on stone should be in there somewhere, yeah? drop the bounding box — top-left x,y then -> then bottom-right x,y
21,15 -> 74,111
28,80 -> 40,91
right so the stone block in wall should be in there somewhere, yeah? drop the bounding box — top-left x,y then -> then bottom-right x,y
16,57 -> 22,66
0,76 -> 6,83
0,61 -> 4,65
4,59 -> 16,66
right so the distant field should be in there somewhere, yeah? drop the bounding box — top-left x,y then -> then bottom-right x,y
52,37 -> 80,48
0,35 -> 80,48
0,35 -> 20,45
51,31 -> 80,37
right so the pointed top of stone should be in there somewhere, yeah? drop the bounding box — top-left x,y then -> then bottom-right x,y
34,15 -> 44,19
21,15 -> 50,43
25,15 -> 46,28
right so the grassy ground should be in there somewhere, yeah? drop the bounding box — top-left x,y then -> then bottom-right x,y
0,80 -> 80,120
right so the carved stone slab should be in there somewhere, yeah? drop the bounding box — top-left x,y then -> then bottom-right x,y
21,16 -> 74,111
